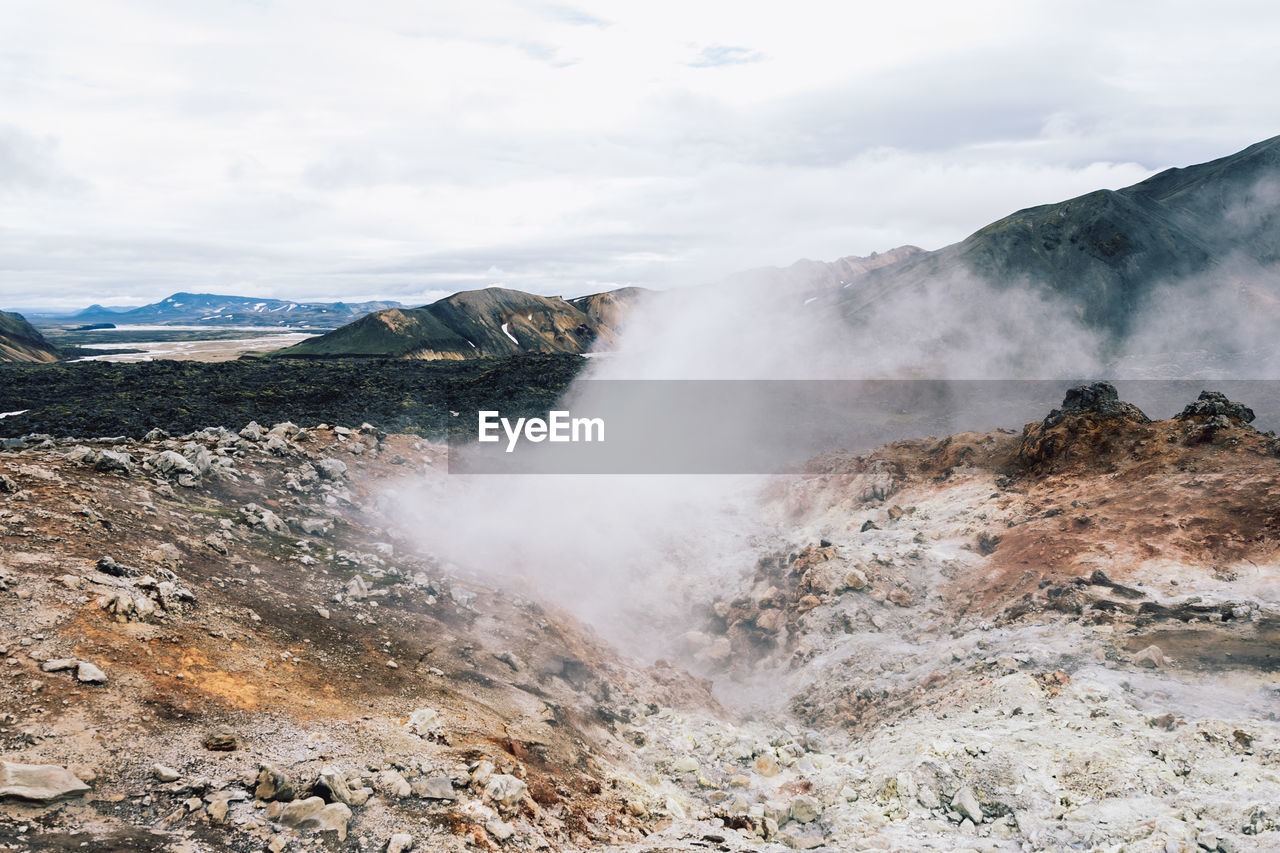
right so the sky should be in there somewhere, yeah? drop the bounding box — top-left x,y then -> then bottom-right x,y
2,0 -> 1279,312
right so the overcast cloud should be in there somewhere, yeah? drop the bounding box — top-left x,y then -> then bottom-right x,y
2,0 -> 1279,311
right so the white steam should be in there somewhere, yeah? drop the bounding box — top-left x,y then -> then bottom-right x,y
384,179 -> 1280,667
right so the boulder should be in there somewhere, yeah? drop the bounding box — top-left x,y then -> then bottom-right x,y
406,708 -> 440,736
316,458 -> 347,481
315,765 -> 370,807
1176,391 -> 1255,424
790,793 -> 821,823
255,763 -> 295,801
1042,382 -> 1150,427
951,786 -> 983,823
76,661 -> 107,683
413,776 -> 456,800
1134,645 -> 1164,668
152,764 -> 181,783
279,796 -> 351,840
242,503 -> 289,536
203,730 -> 240,751
297,517 -> 332,536
0,761 -> 90,801
376,769 -> 412,798
484,774 -> 528,807
40,658 -> 78,673
94,450 -> 133,474
180,443 -> 214,477
344,575 -> 371,600
148,450 -> 198,479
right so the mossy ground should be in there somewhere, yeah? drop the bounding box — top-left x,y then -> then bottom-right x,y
0,355 -> 586,440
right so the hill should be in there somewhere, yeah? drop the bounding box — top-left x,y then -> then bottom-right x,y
275,286 -> 648,359
0,310 -> 61,363
834,135 -> 1280,339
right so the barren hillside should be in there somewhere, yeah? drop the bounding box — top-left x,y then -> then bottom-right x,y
3,384 -> 1279,851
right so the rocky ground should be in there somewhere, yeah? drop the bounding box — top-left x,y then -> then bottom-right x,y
3,385 -> 1280,852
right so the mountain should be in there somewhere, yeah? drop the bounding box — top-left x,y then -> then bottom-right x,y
274,286 -> 648,359
0,310 -> 61,363
41,293 -> 405,328
832,135 -> 1280,338
725,245 -> 925,296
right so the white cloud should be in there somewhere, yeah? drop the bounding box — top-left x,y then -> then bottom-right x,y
1,0 -> 1279,310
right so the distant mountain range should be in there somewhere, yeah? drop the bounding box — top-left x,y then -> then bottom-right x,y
273,286 -> 647,359
287,136 -> 1280,363
27,293 -> 405,328
0,310 -> 61,363
6,135 -> 1280,366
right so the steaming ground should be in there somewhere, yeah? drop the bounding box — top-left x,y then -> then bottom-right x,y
4,383 -> 1280,850
380,474 -> 775,663
371,382 -> 1280,851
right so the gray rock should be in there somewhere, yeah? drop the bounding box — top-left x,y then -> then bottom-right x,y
387,834 -> 414,853
40,658 -> 78,673
255,763 -> 294,801
0,761 -> 90,801
344,575 -> 371,600
181,443 -> 214,477
778,826 -> 827,850
916,784 -> 941,809
1134,645 -> 1164,668
279,796 -> 352,840
202,730 -> 239,751
148,450 -> 198,479
316,458 -> 348,480
297,518 -> 332,536
239,422 -> 264,442
951,786 -> 983,823
96,555 -> 138,577
76,661 -> 107,683
405,708 -> 440,736
1177,391 -> 1255,424
790,793 -> 821,823
1043,383 -> 1150,427
152,764 -> 181,783
95,450 -> 133,473
315,765 -> 369,807
265,436 -> 290,456
204,789 -> 245,824
242,503 -> 289,536
484,774 -> 528,807
487,819 -> 515,841
376,769 -> 412,798
413,776 -> 457,800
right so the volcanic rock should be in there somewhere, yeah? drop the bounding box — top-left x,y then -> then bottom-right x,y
0,761 -> 90,801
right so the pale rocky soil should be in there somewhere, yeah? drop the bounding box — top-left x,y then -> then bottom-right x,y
3,386 -> 1280,852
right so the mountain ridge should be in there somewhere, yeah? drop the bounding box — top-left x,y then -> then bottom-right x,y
27,292 -> 405,329
0,310 -> 61,363
274,286 -> 649,359
835,134 -> 1280,339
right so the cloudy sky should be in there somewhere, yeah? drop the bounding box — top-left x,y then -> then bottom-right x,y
2,0 -> 1279,312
